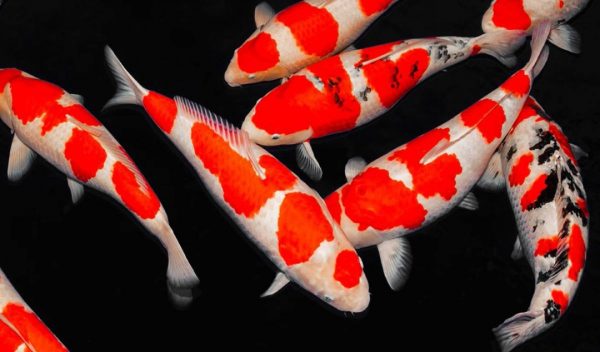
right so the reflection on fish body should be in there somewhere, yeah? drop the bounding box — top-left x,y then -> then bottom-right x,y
225,0 -> 399,86
323,25 -> 551,291
481,98 -> 589,352
104,47 -> 370,313
0,268 -> 67,352
0,69 -> 198,306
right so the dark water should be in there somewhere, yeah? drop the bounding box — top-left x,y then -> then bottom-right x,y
0,0 -> 598,350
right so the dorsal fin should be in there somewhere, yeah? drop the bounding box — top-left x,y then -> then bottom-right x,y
174,96 -> 265,179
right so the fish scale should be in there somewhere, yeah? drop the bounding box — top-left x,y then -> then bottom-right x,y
104,47 -> 371,313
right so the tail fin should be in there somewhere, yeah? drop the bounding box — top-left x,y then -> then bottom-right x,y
523,22 -> 552,75
493,310 -> 546,352
472,30 -> 526,67
161,225 -> 200,308
103,46 -> 148,110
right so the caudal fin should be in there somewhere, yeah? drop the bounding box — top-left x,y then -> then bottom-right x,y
472,30 -> 526,67
161,225 -> 200,308
493,310 -> 546,352
523,22 -> 552,76
103,46 -> 148,110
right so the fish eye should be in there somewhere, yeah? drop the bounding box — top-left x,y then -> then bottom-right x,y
324,295 -> 334,302
271,134 -> 280,140
248,74 -> 256,80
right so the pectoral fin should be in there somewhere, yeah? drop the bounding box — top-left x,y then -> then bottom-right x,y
378,237 -> 412,291
260,272 -> 290,298
7,135 -> 36,182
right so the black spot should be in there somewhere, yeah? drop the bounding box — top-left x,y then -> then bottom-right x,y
506,145 -> 517,161
545,249 -> 558,258
390,66 -> 400,89
409,62 -> 420,78
538,143 -> 560,164
563,198 -> 588,226
538,270 -> 551,283
555,280 -> 562,285
559,219 -> 571,239
526,170 -> 558,211
531,129 -> 554,151
359,87 -> 372,102
333,93 -> 343,107
544,300 -> 562,323
567,159 -> 579,176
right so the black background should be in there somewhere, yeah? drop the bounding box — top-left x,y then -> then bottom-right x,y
0,0 -> 598,350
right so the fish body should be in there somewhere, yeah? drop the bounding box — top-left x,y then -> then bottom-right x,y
225,0 -> 398,86
0,69 -> 198,304
486,98 -> 588,352
482,0 -> 589,53
103,48 -> 370,313
0,268 -> 67,352
323,25 -> 550,289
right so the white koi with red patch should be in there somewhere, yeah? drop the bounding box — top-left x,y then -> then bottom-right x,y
0,69 -> 198,306
323,25 -> 550,290
225,0 -> 399,86
479,98 -> 589,352
241,30 -> 524,180
0,268 -> 66,352
481,0 -> 589,53
103,47 -> 370,313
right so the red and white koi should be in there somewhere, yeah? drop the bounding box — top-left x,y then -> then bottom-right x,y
477,98 -> 588,352
322,25 -> 550,290
0,69 -> 198,306
481,0 -> 589,53
241,30 -> 524,180
225,0 -> 399,86
103,47 -> 370,313
0,268 -> 66,352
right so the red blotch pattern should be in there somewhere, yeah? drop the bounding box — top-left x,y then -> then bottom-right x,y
359,0 -> 394,16
551,290 -> 569,313
548,123 -> 576,163
64,128 -> 107,182
325,191 -> 342,224
10,77 -> 100,136
509,152 -> 533,186
491,0 -> 532,30
3,303 -> 67,352
568,224 -> 585,281
112,161 -> 161,219
501,70 -> 531,97
0,68 -> 23,90
334,250 -> 362,288
460,98 -> 507,143
237,32 -> 280,74
0,319 -> 30,352
191,123 -> 297,218
362,48 -> 430,109
534,235 -> 559,256
143,91 -> 177,134
277,2 -> 339,57
558,0 -> 565,9
341,167 -> 426,231
510,97 -> 538,133
520,174 -> 548,210
277,192 -> 334,266
577,198 -> 589,218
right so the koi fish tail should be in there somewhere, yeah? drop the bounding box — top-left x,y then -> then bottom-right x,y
492,309 -> 546,352
103,46 -> 148,110
471,29 -> 527,67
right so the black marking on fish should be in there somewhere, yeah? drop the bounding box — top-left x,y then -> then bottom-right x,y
333,93 -> 343,107
359,87 -> 372,102
526,170 -> 558,211
561,166 -> 584,197
545,249 -> 558,258
391,66 -> 400,89
506,145 -> 517,161
531,129 -> 554,152
563,198 -> 588,226
410,62 -> 420,79
559,219 -> 571,239
538,143 -> 560,165
555,280 -> 562,286
544,300 -> 562,323
567,159 -> 579,177
532,104 -> 551,120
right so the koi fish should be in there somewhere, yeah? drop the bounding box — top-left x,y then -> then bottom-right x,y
0,69 -> 198,306
103,47 -> 370,313
225,0 -> 398,86
322,24 -> 550,291
241,30 -> 525,180
0,268 -> 67,352
477,98 -> 588,352
481,0 -> 589,53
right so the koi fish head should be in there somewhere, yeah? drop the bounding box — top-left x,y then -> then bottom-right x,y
225,31 -> 286,86
241,103 -> 311,146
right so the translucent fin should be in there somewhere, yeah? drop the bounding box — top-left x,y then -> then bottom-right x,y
549,24 -> 581,54
255,2 -> 275,28
296,141 -> 323,181
569,143 -> 588,160
472,30 -> 526,67
378,237 -> 412,291
493,310 -> 545,352
344,156 -> 367,182
458,192 -> 479,211
103,46 -> 148,110
67,178 -> 84,204
7,135 -> 35,182
511,237 -> 524,260
260,272 -> 290,298
477,151 -> 505,191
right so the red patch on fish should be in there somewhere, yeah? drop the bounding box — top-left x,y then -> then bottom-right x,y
390,128 -> 463,200
0,319 -> 30,352
64,128 -> 107,182
577,198 -> 589,218
472,44 -> 482,55
520,174 -> 547,210
341,167 -> 426,231
510,97 -> 538,133
0,68 -> 23,89
191,123 -> 296,217
355,41 -> 400,68
558,0 -> 565,9
253,56 -> 361,138
10,77 -> 100,135
3,303 -> 67,352
143,91 -> 177,134
501,70 -> 531,97
551,290 -> 569,313
460,98 -> 506,143
277,2 -> 339,57
334,250 -> 362,288
362,48 -> 430,109
359,0 -> 394,16
112,161 -> 160,219
548,123 -> 576,163
325,191 -> 342,224
237,32 -> 280,74
277,192 -> 334,266
508,152 -> 533,186
491,0 -> 532,30
568,223 -> 585,281
534,235 -> 559,256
